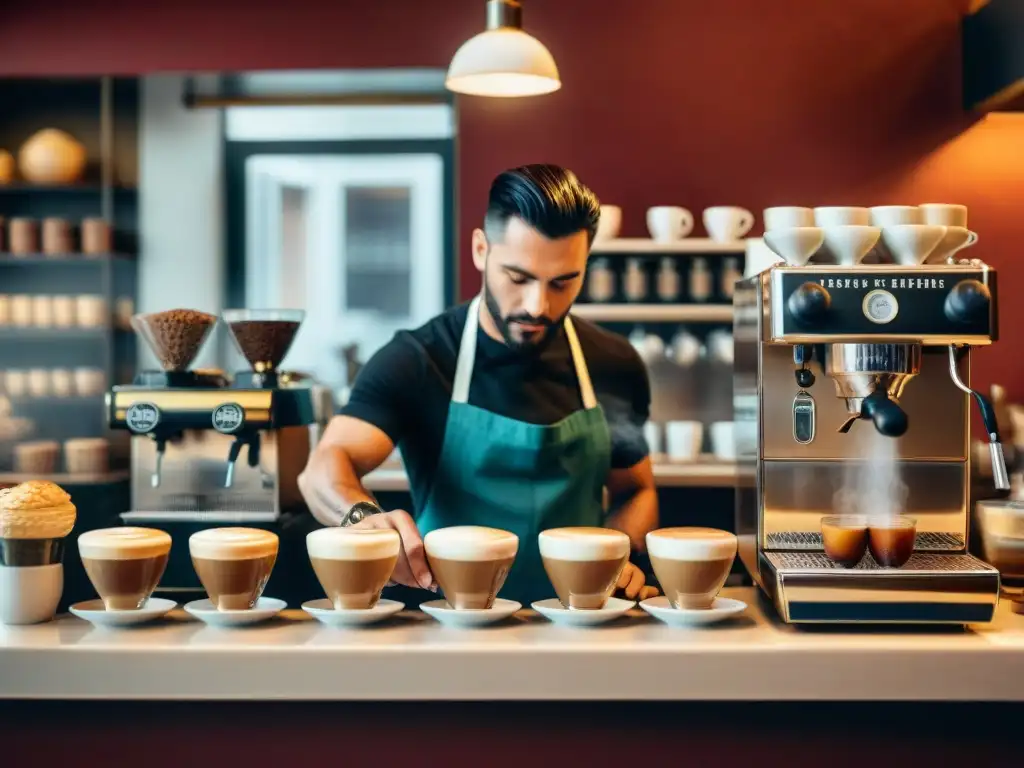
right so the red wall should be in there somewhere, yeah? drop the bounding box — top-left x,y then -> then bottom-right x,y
1,0 -> 1022,398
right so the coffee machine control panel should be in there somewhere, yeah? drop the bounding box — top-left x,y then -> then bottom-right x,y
770,267 -> 996,342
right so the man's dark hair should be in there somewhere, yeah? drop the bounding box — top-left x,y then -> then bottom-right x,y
483,164 -> 600,245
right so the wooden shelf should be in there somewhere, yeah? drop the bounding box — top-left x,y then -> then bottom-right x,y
363,461 -> 738,492
652,460 -> 737,487
0,184 -> 136,195
0,253 -> 134,265
0,470 -> 129,486
0,327 -> 113,340
8,396 -> 105,407
591,238 -> 747,254
571,303 -> 733,323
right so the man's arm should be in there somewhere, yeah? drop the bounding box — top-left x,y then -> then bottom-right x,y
298,414 -> 394,527
605,456 -> 658,551
297,335 -> 434,590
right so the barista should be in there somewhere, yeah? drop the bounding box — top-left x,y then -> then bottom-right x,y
299,164 -> 659,605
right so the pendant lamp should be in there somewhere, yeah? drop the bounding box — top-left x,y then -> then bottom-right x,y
445,0 -> 561,97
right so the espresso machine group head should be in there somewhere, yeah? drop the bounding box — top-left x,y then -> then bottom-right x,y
734,225 -> 1007,625
107,308 -> 323,524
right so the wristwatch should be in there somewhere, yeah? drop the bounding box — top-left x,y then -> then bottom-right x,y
340,500 -> 384,527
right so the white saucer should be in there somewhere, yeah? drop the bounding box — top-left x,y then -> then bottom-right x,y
531,597 -> 635,627
419,598 -> 521,628
302,598 -> 404,627
69,597 -> 177,628
183,597 -> 286,627
639,596 -> 747,627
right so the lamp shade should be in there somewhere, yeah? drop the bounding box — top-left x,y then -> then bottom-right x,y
445,28 -> 560,97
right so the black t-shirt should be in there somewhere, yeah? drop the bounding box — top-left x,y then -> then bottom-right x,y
341,301 -> 651,512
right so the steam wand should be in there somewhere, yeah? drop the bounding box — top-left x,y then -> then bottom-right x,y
948,345 -> 1010,491
152,436 -> 167,488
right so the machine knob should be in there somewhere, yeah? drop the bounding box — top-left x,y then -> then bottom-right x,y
861,391 -> 908,438
944,279 -> 990,324
787,282 -> 831,327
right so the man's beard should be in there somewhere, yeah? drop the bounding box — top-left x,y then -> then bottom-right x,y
482,277 -> 566,352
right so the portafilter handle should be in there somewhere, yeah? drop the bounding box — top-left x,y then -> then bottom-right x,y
948,345 -> 1010,491
837,389 -> 908,437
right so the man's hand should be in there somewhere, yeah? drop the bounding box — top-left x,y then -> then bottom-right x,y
617,561 -> 659,601
352,509 -> 434,591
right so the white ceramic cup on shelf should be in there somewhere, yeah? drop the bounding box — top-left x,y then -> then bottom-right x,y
919,203 -> 968,228
647,206 -> 694,241
813,206 -> 870,227
595,205 -> 622,241
928,227 -> 979,263
703,206 -> 754,242
643,422 -> 663,457
763,206 -> 814,230
869,205 -> 922,227
665,421 -> 704,462
710,421 -> 736,460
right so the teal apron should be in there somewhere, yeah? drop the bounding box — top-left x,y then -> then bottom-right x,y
416,295 -> 612,606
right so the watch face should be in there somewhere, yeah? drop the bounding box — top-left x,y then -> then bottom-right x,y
346,502 -> 381,526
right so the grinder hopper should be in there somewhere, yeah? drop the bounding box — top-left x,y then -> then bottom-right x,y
130,309 -> 218,372
223,309 -> 305,382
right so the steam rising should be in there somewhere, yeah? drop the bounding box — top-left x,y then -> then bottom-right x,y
600,394 -> 649,458
833,429 -> 908,520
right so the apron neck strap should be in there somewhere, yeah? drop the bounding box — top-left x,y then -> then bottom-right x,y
452,295 -> 597,409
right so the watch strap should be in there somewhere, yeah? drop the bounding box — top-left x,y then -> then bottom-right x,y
341,500 -> 384,527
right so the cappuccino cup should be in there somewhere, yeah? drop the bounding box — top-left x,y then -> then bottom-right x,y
189,527 -> 279,611
307,527 -> 400,610
868,516 -> 916,568
647,527 -> 736,609
539,527 -> 630,610
424,526 -> 518,610
78,527 -> 172,610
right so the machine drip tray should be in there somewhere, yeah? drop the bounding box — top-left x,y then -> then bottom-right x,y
762,551 -> 1000,624
766,531 -> 965,551
766,551 -> 993,573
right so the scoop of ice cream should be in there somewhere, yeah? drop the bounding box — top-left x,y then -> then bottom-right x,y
0,480 -> 77,539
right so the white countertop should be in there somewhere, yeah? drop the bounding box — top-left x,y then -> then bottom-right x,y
2,588 -> 1023,702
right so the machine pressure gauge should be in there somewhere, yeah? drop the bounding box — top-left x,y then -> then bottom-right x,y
862,289 -> 898,324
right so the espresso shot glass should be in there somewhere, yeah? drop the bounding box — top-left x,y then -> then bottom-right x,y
820,515 -> 868,568
868,516 -> 917,568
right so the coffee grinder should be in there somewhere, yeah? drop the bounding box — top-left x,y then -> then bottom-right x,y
106,308 -> 327,602
734,231 -> 1008,624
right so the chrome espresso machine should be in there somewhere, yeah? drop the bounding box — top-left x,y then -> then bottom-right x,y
734,229 -> 1009,625
106,308 -> 331,601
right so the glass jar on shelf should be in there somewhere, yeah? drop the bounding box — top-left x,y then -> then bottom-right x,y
689,257 -> 712,302
587,257 -> 616,303
656,257 -> 681,302
720,256 -> 742,300
623,258 -> 648,303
